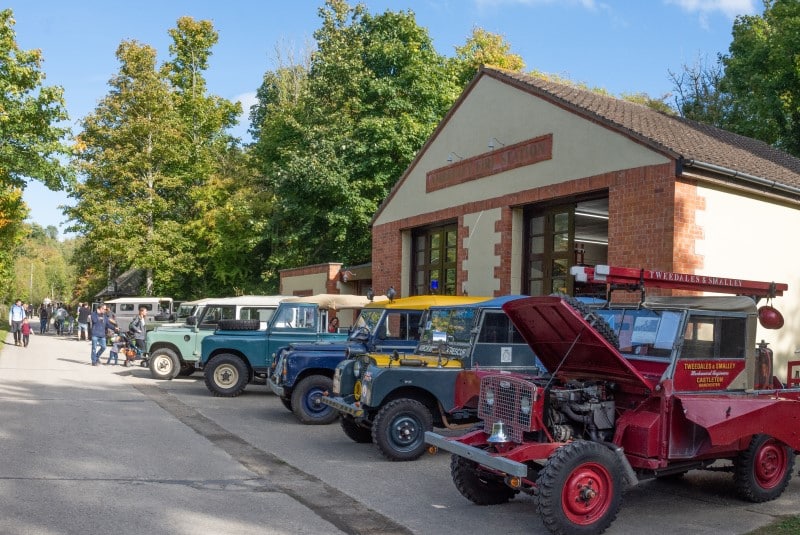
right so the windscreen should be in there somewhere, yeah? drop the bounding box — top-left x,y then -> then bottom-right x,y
596,308 -> 683,359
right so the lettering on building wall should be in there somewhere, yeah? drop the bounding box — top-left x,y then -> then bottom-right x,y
426,134 -> 553,193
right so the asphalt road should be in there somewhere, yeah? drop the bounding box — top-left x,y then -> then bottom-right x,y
1,327 -> 799,535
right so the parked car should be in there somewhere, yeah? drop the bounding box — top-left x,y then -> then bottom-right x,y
145,295 -> 288,380
198,293 -> 380,397
268,295 -> 488,424
322,296 -> 544,461
425,265 -> 798,535
103,297 -> 175,331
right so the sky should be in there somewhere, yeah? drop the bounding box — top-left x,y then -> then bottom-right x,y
7,0 -> 761,238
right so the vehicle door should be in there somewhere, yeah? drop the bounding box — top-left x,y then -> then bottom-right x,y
470,309 -> 541,373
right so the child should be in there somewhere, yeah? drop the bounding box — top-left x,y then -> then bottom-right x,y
106,334 -> 124,365
20,317 -> 33,347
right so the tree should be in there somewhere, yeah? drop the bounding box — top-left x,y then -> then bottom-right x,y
720,0 -> 800,156
669,54 -> 729,124
0,9 -> 73,301
453,27 -> 525,85
251,0 -> 461,285
67,40 -> 185,296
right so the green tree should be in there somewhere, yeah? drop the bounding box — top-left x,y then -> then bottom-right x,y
721,0 -> 800,156
252,0 -> 461,285
0,9 -> 72,301
453,26 -> 525,85
67,40 -> 184,296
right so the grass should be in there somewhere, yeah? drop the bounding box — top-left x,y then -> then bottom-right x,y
747,516 -> 800,534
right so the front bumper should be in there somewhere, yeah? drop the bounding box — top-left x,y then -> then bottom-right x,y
267,378 -> 285,397
424,431 -> 528,478
320,395 -> 364,417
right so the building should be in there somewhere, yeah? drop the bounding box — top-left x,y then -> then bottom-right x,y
368,66 -> 800,368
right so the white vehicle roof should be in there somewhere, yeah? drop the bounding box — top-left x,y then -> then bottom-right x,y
282,293 -> 385,310
104,296 -> 173,304
187,295 -> 291,306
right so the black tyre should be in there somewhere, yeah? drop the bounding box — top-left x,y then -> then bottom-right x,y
340,415 -> 372,443
177,362 -> 195,377
535,440 -> 623,535
279,396 -> 293,412
451,454 -> 517,505
372,398 -> 433,461
290,375 -> 338,425
149,348 -> 180,380
217,319 -> 260,331
734,434 -> 795,502
204,354 -> 249,397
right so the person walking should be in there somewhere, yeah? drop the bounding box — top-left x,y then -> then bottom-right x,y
8,299 -> 25,346
20,317 -> 33,347
38,304 -> 49,334
76,302 -> 90,341
90,304 -> 116,366
126,306 -> 147,366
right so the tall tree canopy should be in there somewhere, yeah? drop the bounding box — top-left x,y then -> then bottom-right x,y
67,18 -> 245,298
251,0 -> 467,285
721,0 -> 800,156
0,9 -> 72,300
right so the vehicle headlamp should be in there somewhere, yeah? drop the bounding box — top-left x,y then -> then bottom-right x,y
520,395 -> 531,415
485,388 -> 495,407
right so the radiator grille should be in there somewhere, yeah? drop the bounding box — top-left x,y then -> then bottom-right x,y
477,375 -> 536,443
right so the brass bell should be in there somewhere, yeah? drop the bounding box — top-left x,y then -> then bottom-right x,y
487,421 -> 509,443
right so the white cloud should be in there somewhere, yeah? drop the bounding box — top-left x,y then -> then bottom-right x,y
234,91 -> 258,115
664,0 -> 758,19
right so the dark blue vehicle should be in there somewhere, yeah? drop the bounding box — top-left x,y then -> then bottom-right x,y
268,295 -> 488,424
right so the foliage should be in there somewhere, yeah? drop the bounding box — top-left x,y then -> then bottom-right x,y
250,0 -> 464,287
721,0 -> 800,156
10,222 -> 75,306
453,26 -> 525,85
67,17 -> 247,299
0,9 -> 73,303
669,54 -> 730,123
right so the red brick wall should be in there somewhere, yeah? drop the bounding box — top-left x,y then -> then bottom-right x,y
372,162 -> 702,298
279,263 -> 343,295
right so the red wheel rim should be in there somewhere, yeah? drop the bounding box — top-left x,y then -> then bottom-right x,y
754,440 -> 788,489
561,462 -> 613,525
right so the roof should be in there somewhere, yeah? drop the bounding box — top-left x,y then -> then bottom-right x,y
186,295 -> 291,306
283,293 -> 382,310
486,67 -> 800,189
365,295 -> 490,310
103,296 -> 172,304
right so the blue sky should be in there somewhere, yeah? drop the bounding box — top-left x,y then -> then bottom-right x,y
8,0 -> 759,237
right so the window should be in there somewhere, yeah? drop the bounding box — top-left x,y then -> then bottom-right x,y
524,197 -> 608,297
412,223 -> 458,296
199,306 -> 235,328
477,310 -> 525,344
240,307 -> 277,323
682,316 -> 747,360
598,308 -> 681,359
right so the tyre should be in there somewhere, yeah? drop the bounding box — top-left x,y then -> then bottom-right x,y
734,434 -> 795,502
340,415 -> 372,443
204,354 -> 249,397
535,440 -> 623,535
279,396 -> 293,412
451,454 -> 517,505
372,398 -> 433,461
149,348 -> 180,380
217,319 -> 260,331
554,293 -> 619,348
290,375 -> 338,425
177,362 -> 195,377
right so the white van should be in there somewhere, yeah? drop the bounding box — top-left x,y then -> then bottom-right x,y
103,297 -> 175,331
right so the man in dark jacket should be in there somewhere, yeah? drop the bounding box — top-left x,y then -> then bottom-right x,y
90,305 -> 116,366
76,302 -> 91,341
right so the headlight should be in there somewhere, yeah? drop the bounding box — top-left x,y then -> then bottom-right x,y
361,382 -> 371,405
520,395 -> 531,415
485,388 -> 495,406
353,359 -> 362,377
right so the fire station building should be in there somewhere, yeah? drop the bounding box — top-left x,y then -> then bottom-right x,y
366,66 -> 800,362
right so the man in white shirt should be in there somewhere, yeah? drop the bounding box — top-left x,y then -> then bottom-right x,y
8,299 -> 25,346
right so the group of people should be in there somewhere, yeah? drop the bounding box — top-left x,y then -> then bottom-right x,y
89,304 -> 148,367
8,299 -> 148,368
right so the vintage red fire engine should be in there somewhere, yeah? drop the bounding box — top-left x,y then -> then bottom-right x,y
426,265 -> 800,535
